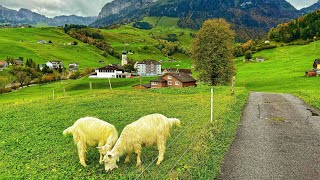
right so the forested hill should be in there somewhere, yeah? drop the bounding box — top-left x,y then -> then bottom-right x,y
268,10 -> 320,43
92,0 -> 300,41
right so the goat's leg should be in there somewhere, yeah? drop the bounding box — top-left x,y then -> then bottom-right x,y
134,144 -> 142,167
77,142 -> 87,167
125,153 -> 131,163
156,138 -> 166,165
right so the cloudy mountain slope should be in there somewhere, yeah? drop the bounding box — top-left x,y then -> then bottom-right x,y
0,5 -> 96,26
92,0 -> 300,40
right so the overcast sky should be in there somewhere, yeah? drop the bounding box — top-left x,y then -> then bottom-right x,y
0,0 -> 317,17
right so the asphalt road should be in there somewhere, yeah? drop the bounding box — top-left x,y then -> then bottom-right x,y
219,92 -> 320,180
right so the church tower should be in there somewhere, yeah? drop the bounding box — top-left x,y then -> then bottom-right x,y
121,50 -> 128,66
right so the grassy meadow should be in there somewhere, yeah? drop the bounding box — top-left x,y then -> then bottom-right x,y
0,80 -> 248,179
0,27 -> 119,69
235,40 -> 320,109
101,16 -> 196,68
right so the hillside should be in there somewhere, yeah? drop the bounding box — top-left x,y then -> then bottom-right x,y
0,27 -> 118,69
0,5 -> 96,26
235,40 -> 320,109
99,16 -> 195,68
93,0 -> 300,40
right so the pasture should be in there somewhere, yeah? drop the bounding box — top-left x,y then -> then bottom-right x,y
0,27 -> 118,69
235,40 -> 320,109
0,78 -> 248,179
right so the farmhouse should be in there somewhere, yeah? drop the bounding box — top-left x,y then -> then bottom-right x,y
0,61 -> 8,71
151,72 -> 196,88
38,40 -> 47,44
90,65 -> 131,78
13,59 -> 24,66
313,59 -> 320,70
256,56 -> 265,62
69,63 -> 79,72
46,61 -> 64,70
136,60 -> 161,76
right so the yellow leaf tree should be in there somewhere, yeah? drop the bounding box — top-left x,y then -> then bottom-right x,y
190,18 -> 235,85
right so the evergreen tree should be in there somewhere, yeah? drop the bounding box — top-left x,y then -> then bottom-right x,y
190,18 -> 235,85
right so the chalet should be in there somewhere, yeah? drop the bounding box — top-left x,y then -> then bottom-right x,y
136,60 -> 161,76
46,61 -> 64,70
69,63 -> 79,72
313,59 -> 320,70
13,59 -> 24,66
0,61 -> 8,71
89,65 -> 131,78
38,40 -> 47,44
150,72 -> 196,88
256,57 -> 265,62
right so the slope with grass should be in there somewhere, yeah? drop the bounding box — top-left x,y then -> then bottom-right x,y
0,27 -> 119,69
0,77 -> 248,178
100,16 -> 196,68
235,40 -> 320,109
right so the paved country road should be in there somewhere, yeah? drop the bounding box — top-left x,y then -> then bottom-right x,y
219,92 -> 320,180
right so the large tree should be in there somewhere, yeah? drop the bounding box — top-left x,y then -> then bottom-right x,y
190,18 -> 235,85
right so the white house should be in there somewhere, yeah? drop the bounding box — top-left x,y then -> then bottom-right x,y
69,63 -> 79,72
0,61 -> 8,71
46,61 -> 64,69
137,60 -> 161,76
89,65 -> 131,78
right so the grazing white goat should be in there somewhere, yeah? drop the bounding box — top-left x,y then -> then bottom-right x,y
102,113 -> 180,171
63,117 -> 118,167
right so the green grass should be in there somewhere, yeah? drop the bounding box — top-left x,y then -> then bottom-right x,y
0,80 -> 248,179
236,40 -> 320,109
100,16 -> 196,68
0,27 -> 119,70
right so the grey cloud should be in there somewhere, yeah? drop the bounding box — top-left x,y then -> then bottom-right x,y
0,0 -> 112,17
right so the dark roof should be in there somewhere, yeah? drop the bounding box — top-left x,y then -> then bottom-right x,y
178,69 -> 192,74
151,78 -> 167,83
97,65 -> 123,71
137,60 -> 160,65
132,84 -> 151,88
165,72 -> 196,83
313,59 -> 320,68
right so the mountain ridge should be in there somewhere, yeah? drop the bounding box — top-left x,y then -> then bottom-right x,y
93,0 -> 301,40
0,5 -> 96,26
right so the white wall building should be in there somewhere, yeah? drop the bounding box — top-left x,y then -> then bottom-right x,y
89,65 -> 130,78
137,60 -> 161,76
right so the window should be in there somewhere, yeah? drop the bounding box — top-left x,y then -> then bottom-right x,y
175,81 -> 180,85
168,76 -> 172,79
151,82 -> 158,85
168,81 -> 172,85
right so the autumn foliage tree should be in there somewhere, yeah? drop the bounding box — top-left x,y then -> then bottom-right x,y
190,18 -> 235,85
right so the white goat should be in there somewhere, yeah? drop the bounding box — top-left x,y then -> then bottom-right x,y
63,117 -> 118,167
102,113 -> 180,171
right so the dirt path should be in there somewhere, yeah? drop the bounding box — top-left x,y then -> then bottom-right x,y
218,92 -> 320,180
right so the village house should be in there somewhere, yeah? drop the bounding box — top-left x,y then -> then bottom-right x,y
256,56 -> 265,62
132,72 -> 196,89
13,59 -> 24,66
46,61 -> 64,70
0,61 -> 8,71
38,40 -> 47,44
69,63 -> 79,72
89,65 -> 131,78
136,60 -> 161,76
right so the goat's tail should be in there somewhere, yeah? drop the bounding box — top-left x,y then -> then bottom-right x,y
63,126 -> 74,136
168,118 -> 181,127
